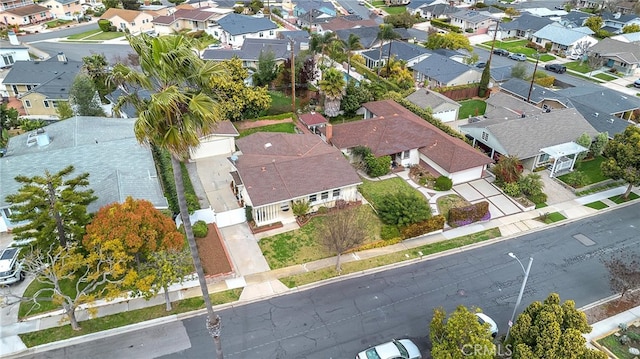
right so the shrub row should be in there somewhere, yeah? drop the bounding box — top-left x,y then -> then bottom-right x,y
152,146 -> 200,215
350,61 -> 401,92
401,215 -> 446,238
430,19 -> 462,33
448,201 -> 490,227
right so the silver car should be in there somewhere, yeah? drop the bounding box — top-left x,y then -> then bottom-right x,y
508,53 -> 527,61
356,339 -> 422,359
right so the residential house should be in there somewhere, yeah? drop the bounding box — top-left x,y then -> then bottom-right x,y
416,3 -> 457,20
521,8 -> 567,18
296,8 -> 333,30
406,0 -> 432,17
99,8 -> 154,34
405,89 -> 461,122
298,111 -> 328,135
290,0 -> 335,18
413,53 -> 482,87
499,78 -> 633,136
0,32 -> 30,69
615,1 -> 636,15
588,37 -> 640,76
360,41 -> 432,69
600,11 -> 640,34
330,99 -> 492,184
386,0 -> 410,5
211,13 -> 278,48
449,10 -> 494,34
558,10 -> 592,28
231,132 -> 361,226
459,92 -> 598,175
2,55 -> 82,117
0,116 -> 168,232
335,26 -> 384,49
316,15 -> 377,33
611,31 -> 640,43
40,0 -> 83,20
189,120 -> 239,160
151,7 -> 231,35
1,3 -> 51,25
490,13 -> 553,41
575,0 -> 604,10
531,23 -> 597,58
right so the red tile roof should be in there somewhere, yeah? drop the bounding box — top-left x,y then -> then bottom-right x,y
235,133 -> 361,207
298,112 -> 328,126
332,100 -> 492,173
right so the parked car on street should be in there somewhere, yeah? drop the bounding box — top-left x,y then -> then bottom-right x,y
634,79 -> 640,88
475,61 -> 487,68
544,63 -> 567,74
356,339 -> 422,359
476,313 -> 499,338
0,247 -> 25,285
508,53 -> 527,61
493,48 -> 509,56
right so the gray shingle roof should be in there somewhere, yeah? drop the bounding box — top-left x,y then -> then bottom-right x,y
451,9 -> 493,23
601,11 -> 639,23
420,3 -> 457,17
0,117 -> 168,211
202,38 -> 304,61
500,13 -> 554,32
361,41 -> 431,62
2,59 -> 82,85
412,53 -> 480,84
532,23 -> 594,46
217,13 -> 278,36
406,0 -> 432,10
405,89 -> 460,113
588,37 -> 640,65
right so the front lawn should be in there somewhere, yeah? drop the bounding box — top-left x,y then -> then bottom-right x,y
458,99 -> 486,119
238,122 -> 297,138
594,72 -> 618,81
565,61 -> 591,73
585,201 -> 608,210
46,19 -> 72,28
485,40 -> 538,57
384,6 -> 406,14
67,28 -> 101,39
85,31 -> 126,40
19,280 -> 68,318
557,156 -> 609,186
358,177 -> 424,208
608,191 -> 640,204
538,211 -> 566,223
538,54 -> 555,62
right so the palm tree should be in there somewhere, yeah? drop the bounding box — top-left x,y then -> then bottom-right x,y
310,32 -> 337,68
376,24 -> 401,76
342,33 -> 363,77
109,34 -> 226,358
319,67 -> 346,118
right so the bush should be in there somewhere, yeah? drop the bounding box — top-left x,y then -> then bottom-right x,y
401,215 -> 445,238
292,200 -> 310,217
317,206 -> 329,215
534,75 -> 555,87
430,19 -> 462,33
377,192 -> 432,226
152,146 -> 200,215
192,220 -> 208,238
98,19 -> 111,32
448,201 -> 490,227
502,182 -> 521,197
529,191 -> 548,204
434,176 -> 453,191
563,171 -> 588,188
365,153 -> 391,177
109,26 -> 117,32
380,224 -> 401,240
245,205 -> 254,223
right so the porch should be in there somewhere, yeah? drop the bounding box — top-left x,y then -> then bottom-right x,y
536,142 -> 588,178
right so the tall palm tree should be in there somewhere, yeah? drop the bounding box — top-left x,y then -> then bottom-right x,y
342,33 -> 363,77
376,24 -> 401,76
319,67 -> 346,118
310,32 -> 337,68
109,34 -> 226,358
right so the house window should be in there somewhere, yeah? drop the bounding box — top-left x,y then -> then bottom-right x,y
309,194 -> 317,202
259,32 -> 263,37
2,54 -> 14,65
25,100 -> 31,107
269,30 -> 274,36
131,22 -> 135,26
402,150 -> 410,159
1,208 -> 11,218
40,12 -> 46,16
52,101 -> 58,108
481,131 -> 489,141
47,5 -> 52,8
321,191 -> 329,200
12,85 -> 18,95
332,189 -> 340,197
44,100 -> 50,108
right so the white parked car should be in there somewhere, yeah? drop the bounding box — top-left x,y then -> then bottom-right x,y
476,313 -> 499,338
0,247 -> 25,286
356,339 -> 422,359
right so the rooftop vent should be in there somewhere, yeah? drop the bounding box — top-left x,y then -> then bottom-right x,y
26,129 -> 50,147
608,118 -> 615,123
264,142 -> 272,149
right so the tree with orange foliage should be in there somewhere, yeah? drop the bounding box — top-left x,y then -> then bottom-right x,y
83,197 -> 184,266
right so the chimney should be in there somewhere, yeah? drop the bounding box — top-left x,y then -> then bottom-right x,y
144,0 -> 150,5
8,30 -> 19,46
325,123 -> 333,143
57,52 -> 67,63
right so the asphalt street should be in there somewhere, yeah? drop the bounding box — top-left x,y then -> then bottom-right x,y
17,202 -> 640,359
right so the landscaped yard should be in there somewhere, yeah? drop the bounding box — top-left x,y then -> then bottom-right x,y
597,323 -> 640,359
258,206 -> 381,269
484,40 -> 538,57
585,201 -> 608,210
262,91 -> 303,116
85,31 -> 126,40
458,99 -> 486,119
67,28 -> 101,39
237,122 -> 296,138
436,194 -> 470,220
557,156 -> 609,187
608,191 -> 640,204
358,177 -> 425,208
19,289 -> 242,348
594,72 -> 618,81
565,61 -> 591,73
384,6 -> 406,14
45,19 -> 72,28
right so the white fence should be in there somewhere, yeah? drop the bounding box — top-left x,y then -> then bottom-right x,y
175,206 -> 246,228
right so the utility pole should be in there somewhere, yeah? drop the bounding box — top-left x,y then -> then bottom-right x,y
487,19 -> 500,66
289,38 -> 296,115
527,53 -> 540,103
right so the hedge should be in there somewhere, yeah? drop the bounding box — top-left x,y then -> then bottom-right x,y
152,146 -> 200,215
401,215 -> 446,239
448,201 -> 490,228
350,61 -> 402,93
430,19 -> 462,33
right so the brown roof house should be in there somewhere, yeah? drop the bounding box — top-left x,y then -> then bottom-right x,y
231,132 -> 362,226
100,8 -> 154,34
189,120 -> 239,160
1,3 -> 51,25
298,111 -> 328,135
329,99 -> 492,184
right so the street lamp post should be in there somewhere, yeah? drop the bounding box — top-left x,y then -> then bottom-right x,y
505,252 -> 533,343
527,53 -> 540,103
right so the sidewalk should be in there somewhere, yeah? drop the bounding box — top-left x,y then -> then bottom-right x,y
1,184 -> 639,357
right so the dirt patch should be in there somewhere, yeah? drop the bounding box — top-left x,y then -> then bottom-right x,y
583,290 -> 640,325
195,224 -> 234,277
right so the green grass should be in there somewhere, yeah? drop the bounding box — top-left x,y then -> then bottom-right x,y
597,328 -> 640,359
330,114 -> 364,124
458,99 -> 487,119
259,206 -> 381,268
565,61 -> 591,73
557,156 -> 609,186
263,91 -> 302,116
238,122 -> 296,138
484,40 -> 538,57
19,289 -> 242,348
585,201 -> 608,210
594,72 -> 617,81
384,6 -> 406,14
281,228 -> 502,287
20,279 -> 78,319
358,177 -> 423,208
539,211 -> 566,223
608,191 -> 640,204
539,54 -> 555,62
372,0 -> 385,6
46,19 -> 72,28
85,31 -> 126,40
67,28 -> 101,39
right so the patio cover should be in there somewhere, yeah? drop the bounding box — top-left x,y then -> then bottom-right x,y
540,141 -> 588,177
